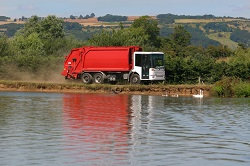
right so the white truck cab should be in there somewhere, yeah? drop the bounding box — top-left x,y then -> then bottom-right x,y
131,52 -> 165,83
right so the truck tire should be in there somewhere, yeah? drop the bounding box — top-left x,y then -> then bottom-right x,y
82,73 -> 93,84
130,74 -> 141,84
93,73 -> 104,84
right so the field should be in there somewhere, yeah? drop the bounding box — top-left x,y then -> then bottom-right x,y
175,18 -> 245,24
64,17 -> 138,27
1,15 -> 249,48
0,20 -> 25,25
208,32 -> 238,49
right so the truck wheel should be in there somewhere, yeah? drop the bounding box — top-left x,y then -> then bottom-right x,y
130,74 -> 141,84
82,73 -> 93,84
93,73 -> 104,84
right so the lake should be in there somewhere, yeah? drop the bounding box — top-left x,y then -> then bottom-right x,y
0,92 -> 249,166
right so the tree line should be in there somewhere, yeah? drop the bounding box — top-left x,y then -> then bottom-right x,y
0,15 -> 249,84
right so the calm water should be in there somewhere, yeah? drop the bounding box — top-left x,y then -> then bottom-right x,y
0,92 -> 249,166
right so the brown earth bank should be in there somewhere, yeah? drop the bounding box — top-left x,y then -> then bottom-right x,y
0,80 -> 212,96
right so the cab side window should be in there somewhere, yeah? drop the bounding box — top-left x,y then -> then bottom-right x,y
135,54 -> 142,66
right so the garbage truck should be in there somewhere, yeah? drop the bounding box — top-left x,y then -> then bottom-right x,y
61,46 -> 165,84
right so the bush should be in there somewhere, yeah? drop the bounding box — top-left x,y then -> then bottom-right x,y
212,85 -> 224,96
233,82 -> 250,97
12,32 -> 46,57
0,34 -> 12,57
97,14 -> 127,22
212,77 -> 250,97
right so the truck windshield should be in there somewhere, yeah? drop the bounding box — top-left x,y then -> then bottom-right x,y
151,54 -> 164,68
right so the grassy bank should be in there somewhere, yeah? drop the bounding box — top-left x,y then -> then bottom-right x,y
0,80 -> 212,96
211,77 -> 250,97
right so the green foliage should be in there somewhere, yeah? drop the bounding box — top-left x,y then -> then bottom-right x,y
157,14 -> 216,24
97,14 -> 127,22
0,34 -> 12,57
20,15 -> 64,40
88,27 -> 149,47
65,30 -> 96,41
161,25 -> 192,57
210,62 -> 229,82
204,22 -> 233,32
170,25 -> 191,48
164,52 -> 216,84
233,82 -> 250,97
88,16 -> 160,48
39,16 -> 64,39
212,77 -> 240,97
12,15 -> 75,57
12,32 -> 45,57
0,23 -> 24,37
206,45 -> 233,58
225,48 -> 250,80
157,14 -> 176,24
229,48 -> 250,65
42,36 -> 84,56
79,13 -> 95,19
212,85 -> 224,96
63,22 -> 83,31
230,30 -> 250,47
212,77 -> 250,97
131,16 -> 160,46
1,14 -> 249,88
159,25 -> 173,37
1,16 -> 83,74
183,25 -> 220,47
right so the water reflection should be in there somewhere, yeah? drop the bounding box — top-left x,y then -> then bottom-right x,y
62,94 -> 250,165
62,93 -> 131,165
0,92 -> 249,166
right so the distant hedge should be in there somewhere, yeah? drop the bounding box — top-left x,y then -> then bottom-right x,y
97,14 -> 127,22
230,29 -> 250,47
0,23 -> 24,37
0,16 -> 10,21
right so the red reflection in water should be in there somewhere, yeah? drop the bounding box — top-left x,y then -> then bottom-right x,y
62,93 -> 130,159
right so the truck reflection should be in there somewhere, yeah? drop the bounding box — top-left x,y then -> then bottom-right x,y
62,93 -> 130,162
62,93 -> 165,164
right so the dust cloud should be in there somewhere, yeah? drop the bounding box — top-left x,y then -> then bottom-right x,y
2,64 -> 67,83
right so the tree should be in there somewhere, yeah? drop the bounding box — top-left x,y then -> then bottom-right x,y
170,25 -> 191,48
85,14 -> 90,19
20,15 -> 64,40
39,15 -> 64,40
12,32 -> 45,57
13,15 -> 65,56
90,13 -> 95,18
97,14 -> 127,22
0,34 -> 11,57
79,15 -> 84,19
88,27 -> 149,47
131,16 -> 160,47
70,15 -> 76,19
206,45 -> 233,58
21,15 -> 41,37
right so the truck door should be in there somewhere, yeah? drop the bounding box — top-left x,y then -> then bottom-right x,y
141,54 -> 150,79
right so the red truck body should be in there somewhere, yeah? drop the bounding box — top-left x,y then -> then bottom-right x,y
61,46 -> 142,79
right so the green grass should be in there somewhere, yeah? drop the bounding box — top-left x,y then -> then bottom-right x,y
207,32 -> 238,49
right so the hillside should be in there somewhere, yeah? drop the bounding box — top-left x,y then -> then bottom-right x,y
0,14 -> 249,48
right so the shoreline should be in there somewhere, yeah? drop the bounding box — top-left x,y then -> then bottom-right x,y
0,80 -> 212,96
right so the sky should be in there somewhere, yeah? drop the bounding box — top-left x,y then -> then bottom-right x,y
0,0 -> 250,18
